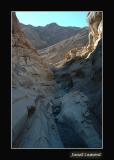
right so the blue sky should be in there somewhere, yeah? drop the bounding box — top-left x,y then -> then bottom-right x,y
16,11 -> 89,28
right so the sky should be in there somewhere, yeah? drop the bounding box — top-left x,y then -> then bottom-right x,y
16,11 -> 89,28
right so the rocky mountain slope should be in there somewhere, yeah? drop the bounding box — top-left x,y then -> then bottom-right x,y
39,27 -> 89,65
20,22 -> 81,49
12,11 -> 103,148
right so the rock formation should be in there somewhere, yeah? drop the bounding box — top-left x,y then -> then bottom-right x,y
12,11 -> 103,148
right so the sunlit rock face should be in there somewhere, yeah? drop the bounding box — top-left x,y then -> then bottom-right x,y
87,11 -> 102,50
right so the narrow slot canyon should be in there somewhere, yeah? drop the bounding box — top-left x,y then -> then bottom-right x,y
12,11 -> 103,148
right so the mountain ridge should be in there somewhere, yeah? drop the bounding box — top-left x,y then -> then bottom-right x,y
20,22 -> 83,49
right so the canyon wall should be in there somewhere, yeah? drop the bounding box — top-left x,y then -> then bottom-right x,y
52,11 -> 103,148
12,12 -> 63,148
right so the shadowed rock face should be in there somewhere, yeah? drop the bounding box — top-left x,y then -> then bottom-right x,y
12,11 -> 102,148
55,73 -> 73,92
54,39 -> 102,148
